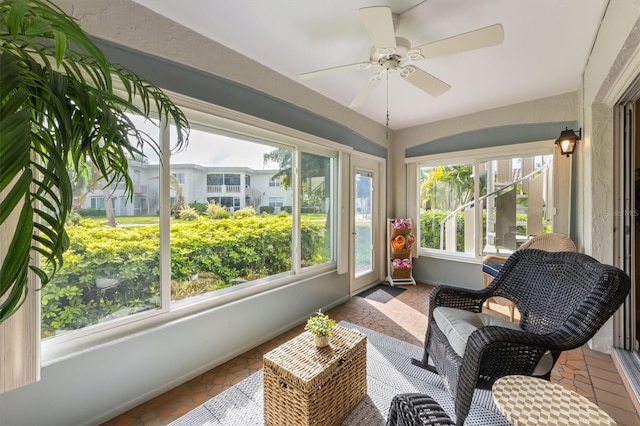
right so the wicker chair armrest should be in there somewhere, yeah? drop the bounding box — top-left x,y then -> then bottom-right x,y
429,285 -> 490,317
468,325 -> 561,350
481,254 -> 508,265
451,326 -> 559,417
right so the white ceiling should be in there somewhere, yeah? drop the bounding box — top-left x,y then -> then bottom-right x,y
131,0 -> 608,130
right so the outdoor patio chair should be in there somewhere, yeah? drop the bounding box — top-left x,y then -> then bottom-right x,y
482,233 -> 576,321
416,249 -> 630,425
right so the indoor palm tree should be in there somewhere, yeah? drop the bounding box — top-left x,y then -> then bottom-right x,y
0,0 -> 189,323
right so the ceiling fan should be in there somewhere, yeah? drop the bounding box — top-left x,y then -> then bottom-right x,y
299,6 -> 504,108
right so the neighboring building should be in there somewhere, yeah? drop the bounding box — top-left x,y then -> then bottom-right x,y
79,162 -> 292,215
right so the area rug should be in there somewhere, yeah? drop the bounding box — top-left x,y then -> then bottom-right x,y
170,321 -> 510,426
354,283 -> 405,303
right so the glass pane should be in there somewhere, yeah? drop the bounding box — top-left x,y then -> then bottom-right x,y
169,128 -> 294,302
481,154 -> 553,255
300,152 -> 334,267
355,171 -> 373,276
42,114 -> 161,339
419,164 -> 475,253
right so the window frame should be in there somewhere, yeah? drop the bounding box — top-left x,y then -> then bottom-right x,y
408,140 -> 555,262
42,91 -> 353,362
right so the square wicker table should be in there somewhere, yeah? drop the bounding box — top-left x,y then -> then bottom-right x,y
492,375 -> 616,425
263,324 -> 367,426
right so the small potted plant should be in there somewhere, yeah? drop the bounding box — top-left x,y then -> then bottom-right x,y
304,309 -> 336,348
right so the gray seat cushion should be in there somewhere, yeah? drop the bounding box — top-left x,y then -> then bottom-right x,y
433,307 -> 553,376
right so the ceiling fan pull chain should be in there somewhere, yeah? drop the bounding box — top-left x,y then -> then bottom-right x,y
386,71 -> 390,139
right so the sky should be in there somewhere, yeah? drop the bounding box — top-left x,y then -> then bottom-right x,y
130,114 -> 280,170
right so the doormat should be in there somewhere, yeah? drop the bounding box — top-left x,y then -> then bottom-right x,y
355,283 -> 406,303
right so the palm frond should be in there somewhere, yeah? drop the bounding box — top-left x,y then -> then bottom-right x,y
0,0 -> 190,323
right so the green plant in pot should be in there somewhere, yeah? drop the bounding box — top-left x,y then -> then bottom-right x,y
0,0 -> 189,323
304,309 -> 336,348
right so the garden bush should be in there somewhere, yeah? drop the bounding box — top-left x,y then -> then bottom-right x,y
75,209 -> 106,217
420,210 -> 549,252
205,201 -> 231,219
41,215 -> 326,337
233,206 -> 256,218
188,202 -> 208,214
179,205 -> 200,220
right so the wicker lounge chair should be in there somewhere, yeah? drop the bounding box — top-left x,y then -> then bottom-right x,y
416,249 -> 630,425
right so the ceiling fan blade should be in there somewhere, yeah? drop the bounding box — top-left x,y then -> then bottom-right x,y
299,62 -> 371,80
401,67 -> 451,97
349,76 -> 382,108
359,6 -> 397,50
415,24 -> 504,59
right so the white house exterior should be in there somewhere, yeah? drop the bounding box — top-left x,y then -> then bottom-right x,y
80,162 -> 292,215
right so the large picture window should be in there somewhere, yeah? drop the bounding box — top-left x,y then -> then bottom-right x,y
416,143 -> 554,259
42,115 -> 162,339
43,103 -> 341,341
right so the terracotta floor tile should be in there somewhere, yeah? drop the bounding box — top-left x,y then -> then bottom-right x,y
101,283 -> 638,426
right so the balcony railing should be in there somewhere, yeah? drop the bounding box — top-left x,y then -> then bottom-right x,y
207,184 -> 241,193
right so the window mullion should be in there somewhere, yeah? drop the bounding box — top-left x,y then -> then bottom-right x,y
160,119 -> 171,310
293,149 -> 301,273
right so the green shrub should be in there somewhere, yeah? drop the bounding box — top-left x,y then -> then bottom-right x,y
233,206 -> 256,218
75,209 -> 106,217
188,202 -> 208,214
41,215 -> 326,336
179,205 -> 200,221
205,201 -> 231,219
260,206 -> 274,214
420,209 -> 551,251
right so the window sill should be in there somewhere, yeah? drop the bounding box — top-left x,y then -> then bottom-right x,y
417,249 -> 482,264
41,264 -> 336,366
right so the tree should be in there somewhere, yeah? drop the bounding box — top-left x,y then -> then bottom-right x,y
264,149 -> 329,211
421,165 -> 474,211
0,0 -> 190,323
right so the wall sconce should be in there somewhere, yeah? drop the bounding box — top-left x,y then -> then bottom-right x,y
555,127 -> 581,157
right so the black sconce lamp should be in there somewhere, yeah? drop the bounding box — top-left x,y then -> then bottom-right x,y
555,127 -> 582,157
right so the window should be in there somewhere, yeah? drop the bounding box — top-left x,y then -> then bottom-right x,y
42,114 -> 161,339
269,177 -> 281,187
269,197 -> 284,208
300,152 -> 334,267
42,98 -> 342,344
172,173 -> 185,184
416,142 -> 554,258
169,125 -> 337,302
90,197 -> 105,210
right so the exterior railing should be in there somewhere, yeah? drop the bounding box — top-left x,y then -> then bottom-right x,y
438,164 -> 550,251
207,184 -> 241,193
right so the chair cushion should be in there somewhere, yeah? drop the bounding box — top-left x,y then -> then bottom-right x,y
433,307 -> 553,376
482,262 -> 503,277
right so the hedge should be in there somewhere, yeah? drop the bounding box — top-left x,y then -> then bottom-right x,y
41,215 -> 326,337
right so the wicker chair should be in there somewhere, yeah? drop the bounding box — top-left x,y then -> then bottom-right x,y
387,393 -> 454,425
482,233 -> 576,321
417,249 -> 630,425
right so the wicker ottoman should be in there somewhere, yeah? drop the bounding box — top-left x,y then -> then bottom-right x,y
386,393 -> 454,426
263,325 -> 367,426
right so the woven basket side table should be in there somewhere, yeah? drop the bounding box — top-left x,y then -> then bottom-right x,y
263,324 -> 367,426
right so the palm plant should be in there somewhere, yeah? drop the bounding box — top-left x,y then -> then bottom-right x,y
0,0 -> 189,323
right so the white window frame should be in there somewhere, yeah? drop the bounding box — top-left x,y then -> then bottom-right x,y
42,90 -> 352,362
407,140 -> 555,262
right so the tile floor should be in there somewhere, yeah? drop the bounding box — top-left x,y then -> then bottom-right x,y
102,283 -> 640,426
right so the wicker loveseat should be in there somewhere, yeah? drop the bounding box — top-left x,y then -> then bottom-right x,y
417,249 -> 630,425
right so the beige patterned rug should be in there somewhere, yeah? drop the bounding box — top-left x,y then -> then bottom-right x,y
170,321 -> 510,425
